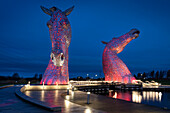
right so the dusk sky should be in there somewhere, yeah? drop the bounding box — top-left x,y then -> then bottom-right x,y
0,0 -> 170,77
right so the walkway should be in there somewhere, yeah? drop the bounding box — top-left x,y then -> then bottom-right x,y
0,86 -> 104,113
1,86 -> 170,113
61,90 -> 170,113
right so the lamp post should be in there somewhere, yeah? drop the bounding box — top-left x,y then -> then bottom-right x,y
87,92 -> 90,104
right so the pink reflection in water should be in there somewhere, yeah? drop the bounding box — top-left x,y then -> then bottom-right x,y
108,90 -> 163,104
109,90 -> 131,101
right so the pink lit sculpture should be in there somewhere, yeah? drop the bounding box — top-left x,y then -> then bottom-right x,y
40,6 -> 74,85
102,29 -> 140,83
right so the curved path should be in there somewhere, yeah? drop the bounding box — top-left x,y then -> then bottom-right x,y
1,86 -> 170,113
0,86 -> 104,113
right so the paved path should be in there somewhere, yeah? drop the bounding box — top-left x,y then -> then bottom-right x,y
24,89 -> 104,113
0,86 -> 104,113
62,90 -> 170,113
1,86 -> 170,113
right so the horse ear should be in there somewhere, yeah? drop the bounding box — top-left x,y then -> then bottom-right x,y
40,6 -> 52,16
101,41 -> 108,44
63,6 -> 74,16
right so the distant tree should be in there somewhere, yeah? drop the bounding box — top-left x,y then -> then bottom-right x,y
159,71 -> 164,79
155,71 -> 159,79
39,74 -> 42,81
134,74 -> 137,79
77,76 -> 83,81
86,77 -> 90,80
34,73 -> 38,79
12,73 -> 20,80
167,70 -> 170,79
0,76 -> 6,80
150,70 -> 155,78
143,72 -> 146,79
18,79 -> 27,84
137,73 -> 141,78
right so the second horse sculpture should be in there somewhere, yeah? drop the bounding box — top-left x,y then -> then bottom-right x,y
102,29 -> 140,83
40,6 -> 74,85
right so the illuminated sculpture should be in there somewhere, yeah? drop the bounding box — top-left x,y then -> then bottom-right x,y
40,6 -> 74,85
102,29 -> 140,83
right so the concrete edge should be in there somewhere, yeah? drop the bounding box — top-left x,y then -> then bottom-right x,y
15,87 -> 61,111
0,85 -> 14,89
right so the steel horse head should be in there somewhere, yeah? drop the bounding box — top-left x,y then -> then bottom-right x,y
40,6 -> 74,85
102,29 -> 140,83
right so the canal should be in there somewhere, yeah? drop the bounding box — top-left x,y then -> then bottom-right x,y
96,90 -> 170,109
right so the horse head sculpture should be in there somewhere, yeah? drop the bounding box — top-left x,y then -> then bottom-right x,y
102,29 -> 140,83
40,6 -> 74,85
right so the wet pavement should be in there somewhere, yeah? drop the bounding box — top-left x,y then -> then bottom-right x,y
0,86 -> 104,113
61,90 -> 170,113
1,86 -> 170,113
24,90 -> 104,113
0,86 -> 51,113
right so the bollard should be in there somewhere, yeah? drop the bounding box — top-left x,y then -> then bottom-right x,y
87,92 -> 90,104
72,86 -> 74,91
67,88 -> 69,95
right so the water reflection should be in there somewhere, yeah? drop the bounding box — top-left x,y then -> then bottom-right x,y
109,90 -> 131,101
132,91 -> 142,103
41,90 -> 44,101
107,90 -> 168,109
143,91 -> 162,102
55,90 -> 58,102
113,92 -> 117,98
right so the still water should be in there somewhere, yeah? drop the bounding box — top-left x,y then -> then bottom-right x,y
103,90 -> 170,109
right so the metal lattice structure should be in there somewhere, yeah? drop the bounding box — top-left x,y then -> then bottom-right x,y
40,6 -> 74,85
102,29 -> 140,83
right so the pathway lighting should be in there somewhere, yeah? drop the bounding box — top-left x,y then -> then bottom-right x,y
87,92 -> 90,104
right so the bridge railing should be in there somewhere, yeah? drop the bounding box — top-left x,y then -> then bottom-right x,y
69,81 -> 112,86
